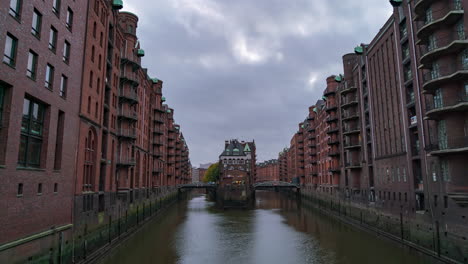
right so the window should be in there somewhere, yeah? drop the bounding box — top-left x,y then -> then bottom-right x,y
93,22 -> 97,38
19,98 -> 45,168
438,120 -> 448,149
399,22 -> 407,39
431,62 -> 440,80
45,64 -> 54,90
425,7 -> 433,25
9,0 -> 21,19
462,49 -> 468,69
454,0 -> 463,10
37,183 -> 42,194
53,0 -> 61,15
60,75 -> 67,98
17,183 -> 23,196
441,160 -> 450,182
31,9 -> 42,37
66,8 -> 73,30
403,63 -> 412,82
0,86 -> 4,125
49,27 -> 57,52
434,88 -> 443,108
403,168 -> 407,182
3,33 -> 18,67
54,183 -> 58,193
428,35 -> 437,52
456,20 -> 465,40
63,41 -> 70,63
402,42 -> 409,61
89,71 -> 93,88
54,111 -> 64,169
91,46 -> 95,62
26,51 -> 38,80
465,82 -> 468,98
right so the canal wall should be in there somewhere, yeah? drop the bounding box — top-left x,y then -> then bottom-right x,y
9,187 -> 182,264
299,190 -> 468,264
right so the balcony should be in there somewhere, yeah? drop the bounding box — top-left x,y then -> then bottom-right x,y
426,94 -> 468,119
339,81 -> 357,95
345,161 -> 362,169
326,116 -> 338,123
152,138 -> 164,146
152,150 -> 163,158
415,0 -> 462,19
344,141 -> 361,149
343,125 -> 361,135
154,106 -> 165,113
416,3 -> 464,39
154,116 -> 164,124
121,56 -> 140,69
422,64 -> 468,91
118,109 -> 138,121
328,166 -> 341,173
426,136 -> 468,155
329,150 -> 340,157
120,71 -> 139,87
342,112 -> 359,121
341,96 -> 358,108
117,157 -> 136,167
327,138 -> 340,145
117,128 -> 137,140
153,127 -> 164,135
325,105 -> 338,112
324,89 -> 336,96
118,88 -> 139,104
420,33 -> 468,67
152,168 -> 163,174
327,127 -> 339,134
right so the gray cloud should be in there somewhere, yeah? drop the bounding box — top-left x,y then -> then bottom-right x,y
124,0 -> 392,166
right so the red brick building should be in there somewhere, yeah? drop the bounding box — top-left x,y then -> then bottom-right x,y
256,159 -> 279,182
219,139 -> 256,186
0,1 -> 191,262
0,0 -> 87,262
278,1 -> 468,261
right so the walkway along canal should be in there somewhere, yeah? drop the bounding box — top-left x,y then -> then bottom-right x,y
97,191 -> 442,264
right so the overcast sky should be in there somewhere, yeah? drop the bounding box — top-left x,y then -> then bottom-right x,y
123,0 -> 393,166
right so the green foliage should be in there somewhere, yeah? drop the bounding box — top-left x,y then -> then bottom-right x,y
203,163 -> 220,183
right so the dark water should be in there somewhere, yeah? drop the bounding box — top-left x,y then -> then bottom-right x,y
99,191 -> 438,264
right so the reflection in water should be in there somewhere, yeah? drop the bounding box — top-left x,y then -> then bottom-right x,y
100,191 -> 437,264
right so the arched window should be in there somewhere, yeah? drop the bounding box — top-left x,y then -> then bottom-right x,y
87,96 -> 91,113
91,45 -> 95,62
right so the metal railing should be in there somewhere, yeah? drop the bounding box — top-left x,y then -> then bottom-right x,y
426,93 -> 468,112
423,63 -> 468,83
119,88 -> 138,102
426,136 -> 468,152
118,109 -> 138,120
117,128 -> 137,138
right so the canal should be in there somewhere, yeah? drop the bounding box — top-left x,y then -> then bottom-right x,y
99,191 -> 440,264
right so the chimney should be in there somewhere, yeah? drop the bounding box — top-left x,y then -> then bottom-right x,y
225,140 -> 229,149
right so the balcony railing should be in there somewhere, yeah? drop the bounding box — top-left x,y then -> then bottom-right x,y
345,161 -> 362,168
426,93 -> 468,117
117,157 -> 136,166
341,96 -> 358,107
422,63 -> 468,90
119,88 -> 139,103
120,71 -> 140,87
343,124 -> 361,134
420,33 -> 468,66
117,128 -> 137,139
118,109 -> 138,120
342,112 -> 359,120
426,136 -> 468,154
344,141 -> 362,148
327,127 -> 339,134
